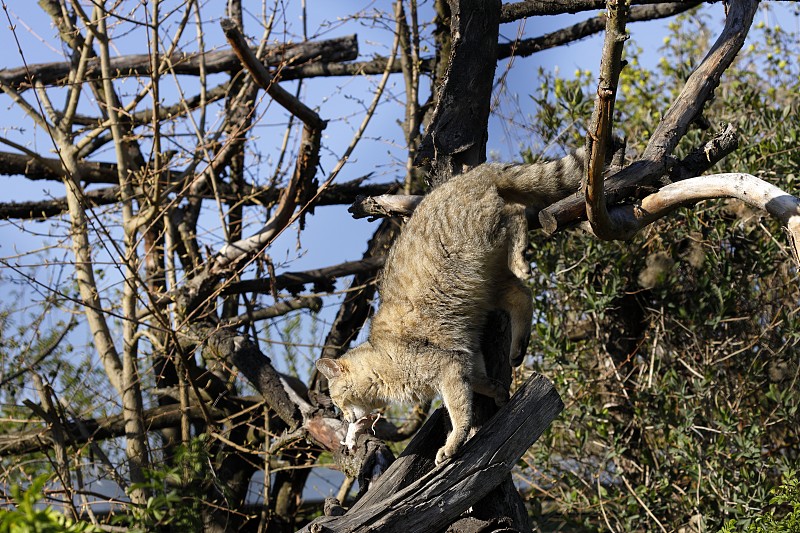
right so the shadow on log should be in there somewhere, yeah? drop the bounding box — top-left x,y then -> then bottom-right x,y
299,372 -> 563,533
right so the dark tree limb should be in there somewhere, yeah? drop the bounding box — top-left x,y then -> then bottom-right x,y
220,256 -> 385,297
0,35 -> 358,91
204,327 -> 303,430
669,122 -> 739,181
221,19 -> 326,130
540,0 -> 760,234
220,295 -> 322,328
0,150 -> 123,184
500,0 -> 700,21
300,373 -> 564,533
198,20 -> 324,275
416,0 -> 502,180
497,2 -> 700,59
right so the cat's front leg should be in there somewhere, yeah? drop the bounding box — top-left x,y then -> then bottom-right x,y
437,365 -> 474,465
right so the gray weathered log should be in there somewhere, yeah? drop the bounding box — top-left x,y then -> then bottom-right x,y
299,372 -> 563,533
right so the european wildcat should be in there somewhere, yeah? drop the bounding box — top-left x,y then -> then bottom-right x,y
316,150 -> 586,464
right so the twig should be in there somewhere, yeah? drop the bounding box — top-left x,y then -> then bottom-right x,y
621,476 -> 668,533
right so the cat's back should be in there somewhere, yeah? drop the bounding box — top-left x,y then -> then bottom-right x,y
371,167 -> 510,346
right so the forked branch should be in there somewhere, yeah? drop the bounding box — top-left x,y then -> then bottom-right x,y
541,0 -> 760,233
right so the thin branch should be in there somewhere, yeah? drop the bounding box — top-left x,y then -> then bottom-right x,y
500,0 -> 697,21
221,255 -> 384,299
584,0 -> 629,239
220,19 -> 325,130
221,295 -> 322,328
497,2 -> 700,59
540,0 -> 760,234
0,177 -> 398,221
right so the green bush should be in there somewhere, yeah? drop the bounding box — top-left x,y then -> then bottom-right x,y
0,475 -> 98,533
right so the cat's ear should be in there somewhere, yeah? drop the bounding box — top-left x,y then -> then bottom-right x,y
316,358 -> 345,379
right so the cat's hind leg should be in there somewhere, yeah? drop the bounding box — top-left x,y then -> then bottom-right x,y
498,274 -> 533,366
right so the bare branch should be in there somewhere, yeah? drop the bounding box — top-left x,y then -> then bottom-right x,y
219,257 -> 384,296
497,2 -> 700,59
584,0 -> 629,239
670,123 -> 740,181
220,19 -> 325,130
0,35 -> 359,91
605,173 -> 800,263
540,0 -> 760,234
221,295 -> 322,328
500,0 -> 698,21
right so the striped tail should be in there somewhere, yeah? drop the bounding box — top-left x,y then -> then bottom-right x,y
492,149 -> 586,209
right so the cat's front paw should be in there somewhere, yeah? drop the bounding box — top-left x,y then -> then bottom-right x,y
435,446 -> 450,465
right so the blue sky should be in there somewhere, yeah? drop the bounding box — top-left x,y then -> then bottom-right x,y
0,1 -> 786,374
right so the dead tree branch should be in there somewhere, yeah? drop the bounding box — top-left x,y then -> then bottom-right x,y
540,0 -> 760,234
584,0 -> 629,239
0,35 -> 358,91
221,295 -> 322,328
605,173 -> 800,262
497,2 -> 700,59
500,0 -> 700,21
221,256 -> 385,296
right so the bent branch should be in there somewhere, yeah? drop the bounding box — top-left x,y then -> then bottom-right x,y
606,173 -> 800,263
540,0 -> 759,234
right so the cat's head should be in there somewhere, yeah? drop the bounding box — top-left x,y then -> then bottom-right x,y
315,345 -> 385,423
